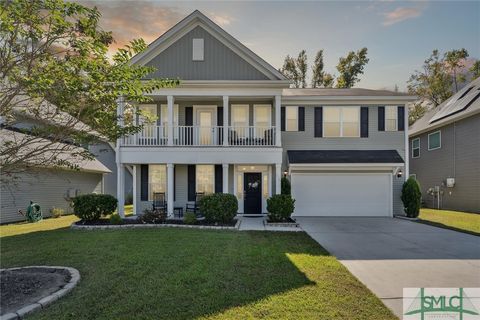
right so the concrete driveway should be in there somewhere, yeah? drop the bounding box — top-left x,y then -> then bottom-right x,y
296,217 -> 480,318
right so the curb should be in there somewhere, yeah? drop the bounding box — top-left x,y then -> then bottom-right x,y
71,219 -> 241,231
0,266 -> 80,320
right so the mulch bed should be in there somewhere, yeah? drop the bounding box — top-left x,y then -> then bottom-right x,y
76,219 -> 237,227
0,268 -> 70,315
266,217 -> 297,224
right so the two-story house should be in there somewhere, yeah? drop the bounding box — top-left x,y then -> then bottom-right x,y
115,10 -> 416,218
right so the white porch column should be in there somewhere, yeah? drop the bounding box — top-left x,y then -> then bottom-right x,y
132,165 -> 137,215
167,95 -> 174,146
222,163 -> 229,193
223,95 -> 229,146
275,95 -> 281,147
404,104 -> 409,179
275,163 -> 281,195
167,163 -> 174,217
117,163 -> 125,217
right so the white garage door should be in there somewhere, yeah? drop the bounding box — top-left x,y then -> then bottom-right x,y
291,173 -> 391,217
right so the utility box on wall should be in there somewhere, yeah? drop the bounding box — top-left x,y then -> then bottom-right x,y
446,178 -> 455,188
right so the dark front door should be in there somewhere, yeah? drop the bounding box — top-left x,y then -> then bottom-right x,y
244,173 -> 262,215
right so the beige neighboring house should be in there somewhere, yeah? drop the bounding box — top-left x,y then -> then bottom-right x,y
0,128 -> 111,224
409,77 -> 480,213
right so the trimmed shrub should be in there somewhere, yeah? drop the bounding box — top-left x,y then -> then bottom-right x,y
401,177 -> 422,218
267,194 -> 295,222
137,209 -> 166,224
109,214 -> 123,225
72,194 -> 117,221
183,212 -> 197,225
199,193 -> 238,223
281,177 -> 291,195
50,207 -> 64,218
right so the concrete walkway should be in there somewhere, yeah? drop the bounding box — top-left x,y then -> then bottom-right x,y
238,216 -> 302,232
296,217 -> 480,318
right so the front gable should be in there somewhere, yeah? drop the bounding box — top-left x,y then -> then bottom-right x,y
132,10 -> 286,81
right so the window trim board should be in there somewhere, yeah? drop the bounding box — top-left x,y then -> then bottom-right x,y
427,130 -> 442,151
411,137 -> 420,158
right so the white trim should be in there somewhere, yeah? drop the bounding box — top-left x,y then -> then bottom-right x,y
253,104 -> 272,127
404,104 -> 409,178
234,164 -> 271,213
282,96 -> 417,104
193,105 -> 217,126
192,38 -> 204,61
322,106 -> 360,138
289,163 -> 405,168
427,130 -> 442,151
411,137 -> 420,158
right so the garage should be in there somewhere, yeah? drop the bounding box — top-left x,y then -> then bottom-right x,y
287,150 -> 405,217
291,172 -> 391,216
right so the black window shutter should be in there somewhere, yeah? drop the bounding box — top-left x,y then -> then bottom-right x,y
185,107 -> 193,125
378,106 -> 385,131
217,107 -> 223,126
214,165 -> 223,193
314,107 -> 323,137
187,165 -> 196,201
298,107 -> 305,131
360,107 -> 369,138
397,106 -> 405,131
140,164 -> 148,201
281,107 -> 285,131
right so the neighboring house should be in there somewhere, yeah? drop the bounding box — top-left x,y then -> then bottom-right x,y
409,78 -> 480,213
0,129 -> 111,224
115,10 -> 416,218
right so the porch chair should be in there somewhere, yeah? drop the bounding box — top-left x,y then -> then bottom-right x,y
152,192 -> 167,213
186,192 -> 204,218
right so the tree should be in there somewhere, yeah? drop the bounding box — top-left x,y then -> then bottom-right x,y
444,48 -> 469,92
408,102 -> 428,125
280,55 -> 300,88
0,0 -> 178,182
407,50 -> 453,107
296,50 -> 308,88
470,61 -> 480,80
401,177 -> 422,218
311,50 -> 324,88
335,48 -> 369,88
323,73 -> 335,88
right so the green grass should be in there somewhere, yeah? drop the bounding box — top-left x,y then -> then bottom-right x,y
419,208 -> 480,235
0,223 -> 396,319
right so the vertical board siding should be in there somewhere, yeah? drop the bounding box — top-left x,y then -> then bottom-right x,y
1,169 -> 103,224
146,26 -> 269,80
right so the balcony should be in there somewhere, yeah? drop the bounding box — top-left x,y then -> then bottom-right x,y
121,125 -> 277,147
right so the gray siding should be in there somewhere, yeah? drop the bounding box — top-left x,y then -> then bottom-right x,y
410,114 -> 480,213
282,105 -> 407,215
1,169 -> 103,224
145,26 -> 269,80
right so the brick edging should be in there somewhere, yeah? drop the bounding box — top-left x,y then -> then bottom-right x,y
70,219 -> 241,231
0,266 -> 80,320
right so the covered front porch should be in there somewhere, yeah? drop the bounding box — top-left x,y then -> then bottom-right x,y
116,163 -> 283,218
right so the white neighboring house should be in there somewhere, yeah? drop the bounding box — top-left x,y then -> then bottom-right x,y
116,10 -> 416,218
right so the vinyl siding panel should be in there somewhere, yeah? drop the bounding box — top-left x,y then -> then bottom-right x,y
410,114 -> 480,212
282,105 -> 407,215
145,26 -> 269,80
1,169 -> 103,224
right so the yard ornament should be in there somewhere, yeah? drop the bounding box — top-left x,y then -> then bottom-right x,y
25,201 -> 43,223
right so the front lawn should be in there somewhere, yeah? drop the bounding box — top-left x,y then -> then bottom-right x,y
419,208 -> 480,235
1,225 -> 395,319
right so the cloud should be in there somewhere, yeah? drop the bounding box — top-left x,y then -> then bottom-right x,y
209,13 -> 234,27
383,6 -> 424,26
78,1 -> 185,53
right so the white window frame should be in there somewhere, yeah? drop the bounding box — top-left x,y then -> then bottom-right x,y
385,105 -> 398,132
411,137 -> 420,158
322,106 -> 360,138
148,164 -> 166,201
285,106 -> 299,132
253,104 -> 271,138
428,130 -> 441,151
160,104 -> 179,127
192,38 -> 204,61
196,165 -> 214,194
231,104 -> 250,128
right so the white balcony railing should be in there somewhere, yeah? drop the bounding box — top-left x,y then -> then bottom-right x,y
121,125 -> 276,147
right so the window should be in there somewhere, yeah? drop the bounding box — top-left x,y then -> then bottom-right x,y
196,165 -> 214,194
412,138 -> 420,158
385,106 -> 397,131
148,165 -> 166,201
231,105 -> 249,137
428,131 -> 441,150
323,107 -> 360,137
160,104 -> 179,127
254,105 -> 271,138
285,106 -> 298,131
192,38 -> 204,61
138,104 -> 157,124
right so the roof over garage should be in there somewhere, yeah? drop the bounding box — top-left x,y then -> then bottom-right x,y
287,150 -> 404,164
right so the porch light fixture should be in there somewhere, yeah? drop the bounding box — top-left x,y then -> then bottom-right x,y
395,168 -> 403,178
283,170 -> 288,177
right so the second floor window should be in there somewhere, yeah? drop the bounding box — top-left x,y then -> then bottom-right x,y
428,131 -> 441,150
385,106 -> 398,131
285,106 -> 298,131
160,104 -> 179,127
412,138 -> 420,158
323,107 -> 360,137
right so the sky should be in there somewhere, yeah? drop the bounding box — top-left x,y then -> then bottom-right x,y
78,0 -> 480,91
